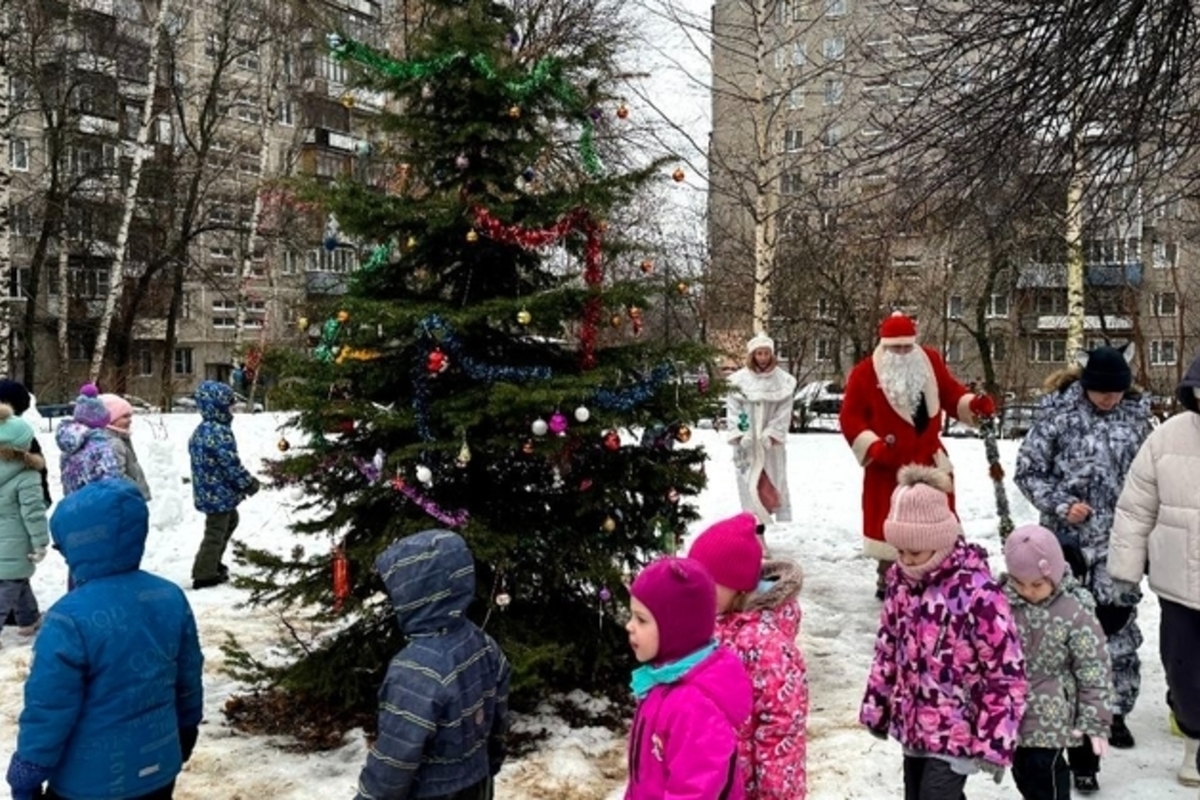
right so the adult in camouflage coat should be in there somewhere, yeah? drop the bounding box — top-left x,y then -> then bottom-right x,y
1003,524 -> 1114,797
1014,343 -> 1150,758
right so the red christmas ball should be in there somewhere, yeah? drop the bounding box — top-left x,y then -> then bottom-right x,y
427,348 -> 448,374
603,430 -> 621,451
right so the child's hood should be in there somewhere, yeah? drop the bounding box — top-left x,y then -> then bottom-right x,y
375,529 -> 474,636
194,380 -> 235,425
55,420 -> 99,456
683,647 -> 754,729
721,558 -> 804,638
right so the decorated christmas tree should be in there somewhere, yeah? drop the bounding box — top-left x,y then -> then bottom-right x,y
231,0 -> 715,715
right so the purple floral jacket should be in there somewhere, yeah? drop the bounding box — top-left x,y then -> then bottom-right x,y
860,540 -> 1027,767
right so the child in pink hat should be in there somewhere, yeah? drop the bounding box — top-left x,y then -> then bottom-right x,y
688,512 -> 808,798
1003,524 -> 1113,797
98,394 -> 151,501
625,556 -> 752,799
861,466 -> 1027,798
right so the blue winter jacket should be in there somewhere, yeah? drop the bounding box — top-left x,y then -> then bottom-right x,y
355,530 -> 511,800
188,381 -> 256,513
14,478 -> 204,799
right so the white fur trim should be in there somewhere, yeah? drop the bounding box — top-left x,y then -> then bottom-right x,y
851,429 -> 881,466
872,345 -> 940,424
879,334 -> 917,346
934,450 -> 955,478
863,537 -> 898,560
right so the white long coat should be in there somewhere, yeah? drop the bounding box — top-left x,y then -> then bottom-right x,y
725,366 -> 796,524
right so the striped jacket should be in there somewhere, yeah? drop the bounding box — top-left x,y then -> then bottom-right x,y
355,530 -> 511,800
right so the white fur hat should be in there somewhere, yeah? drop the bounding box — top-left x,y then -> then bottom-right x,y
747,334 -> 774,354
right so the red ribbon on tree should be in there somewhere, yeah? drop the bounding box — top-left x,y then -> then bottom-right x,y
332,545 -> 351,612
472,206 -> 604,369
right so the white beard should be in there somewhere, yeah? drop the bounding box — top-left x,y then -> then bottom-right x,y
878,350 -> 928,412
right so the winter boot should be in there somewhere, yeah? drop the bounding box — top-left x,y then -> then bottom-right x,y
1110,714 -> 1136,749
1073,774 -> 1100,794
1181,738 -> 1200,787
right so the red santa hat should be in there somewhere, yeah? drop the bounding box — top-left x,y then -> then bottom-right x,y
879,312 -> 917,346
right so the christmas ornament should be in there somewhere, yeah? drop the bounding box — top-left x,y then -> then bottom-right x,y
698,374 -> 710,393
599,587 -> 612,602
521,439 -> 535,455
322,234 -> 339,252
421,84 -> 434,99
548,410 -> 569,435
504,29 -> 521,51
455,439 -> 472,468
675,424 -> 692,443
416,465 -> 433,485
610,313 -> 623,328
277,437 -> 290,452
676,281 -> 689,295
588,106 -> 603,122
507,105 -> 521,119
336,309 -> 350,323
354,140 -> 371,157
738,410 -> 749,432
639,259 -> 654,274
629,306 -> 644,336
495,591 -> 511,608
531,418 -> 549,436
427,348 -> 448,374
616,103 -> 629,120
340,93 -> 355,108
592,364 -> 673,412
455,153 -> 470,170
574,405 -> 590,423
332,546 -> 351,613
522,166 -> 535,182
672,167 -> 686,182
290,485 -> 306,502
466,230 -> 479,243
516,308 -> 532,325
667,487 -> 680,503
602,515 -> 617,532
603,430 -> 621,451
579,478 -> 593,491
406,235 -> 418,249
297,317 -> 308,331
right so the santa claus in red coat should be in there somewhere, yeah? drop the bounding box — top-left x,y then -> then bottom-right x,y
838,312 -> 994,595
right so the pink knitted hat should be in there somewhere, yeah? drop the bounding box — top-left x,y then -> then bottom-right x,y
883,466 -> 962,553
100,394 -> 134,433
687,512 -> 763,592
1004,524 -> 1067,586
629,557 -> 716,664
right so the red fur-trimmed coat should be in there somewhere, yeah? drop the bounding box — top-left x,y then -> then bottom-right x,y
838,345 -> 979,557
714,559 -> 808,800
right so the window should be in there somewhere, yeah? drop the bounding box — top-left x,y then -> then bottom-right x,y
312,55 -> 349,85
816,338 -> 833,362
945,340 -> 963,363
9,138 -> 28,171
777,0 -> 804,23
68,264 -> 110,297
282,53 -> 294,82
174,348 -> 194,375
822,37 -> 845,61
305,246 -> 357,273
823,124 -> 841,148
947,295 -> 963,319
988,336 -> 1007,362
213,315 -> 237,329
820,172 -> 840,190
986,294 -> 1010,318
181,291 -> 192,319
824,0 -> 847,16
1035,292 -> 1067,315
823,78 -> 844,106
780,171 -> 803,195
1155,292 -> 1178,316
235,45 -> 260,71
136,346 -> 153,376
1031,339 -> 1067,363
792,43 -> 806,67
892,254 -> 921,273
816,298 -> 833,319
155,115 -> 172,144
774,48 -> 787,70
788,87 -> 804,109
282,251 -> 299,275
9,75 -> 29,104
230,102 -> 262,124
204,32 -> 221,57
783,128 -> 803,152
9,269 -> 30,299
1153,240 -> 1177,269
68,335 -> 93,362
1151,339 -> 1178,366
278,100 -> 294,126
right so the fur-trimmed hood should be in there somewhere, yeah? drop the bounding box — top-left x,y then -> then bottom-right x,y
739,558 -> 804,613
1042,365 -> 1144,397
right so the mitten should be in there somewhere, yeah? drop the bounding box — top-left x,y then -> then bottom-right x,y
866,439 -> 896,467
6,753 -> 50,800
179,726 -> 199,763
976,759 -> 1005,784
27,548 -> 45,564
245,477 -> 261,497
867,725 -> 888,742
969,393 -> 996,417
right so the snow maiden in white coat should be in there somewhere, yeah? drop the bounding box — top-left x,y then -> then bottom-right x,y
1110,348 -> 1200,790
726,334 -> 796,529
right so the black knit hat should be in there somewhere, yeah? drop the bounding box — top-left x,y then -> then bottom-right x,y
1080,345 -> 1132,393
0,380 -> 32,415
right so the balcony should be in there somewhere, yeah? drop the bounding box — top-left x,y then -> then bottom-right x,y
306,271 -> 348,296
1017,261 -> 1144,289
1020,314 -> 1134,333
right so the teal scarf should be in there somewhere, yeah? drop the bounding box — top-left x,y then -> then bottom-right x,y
630,642 -> 716,700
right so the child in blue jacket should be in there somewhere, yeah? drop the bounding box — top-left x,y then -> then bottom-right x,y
5,478 -> 204,800
188,380 -> 259,589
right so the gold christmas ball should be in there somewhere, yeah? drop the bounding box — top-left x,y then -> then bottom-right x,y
639,259 -> 654,274
466,230 -> 479,243
616,103 -> 629,120
296,316 -> 308,331
336,310 -> 350,323
610,313 -> 623,328
672,167 -> 686,183
341,94 -> 356,108
507,105 -> 521,119
675,424 -> 692,443
676,281 -> 689,295
602,515 -> 617,532
405,235 -> 418,250
277,437 -> 290,452
516,308 -> 532,325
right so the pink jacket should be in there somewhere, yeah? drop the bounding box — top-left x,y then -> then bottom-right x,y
714,559 -> 808,800
860,541 -> 1027,768
626,648 -> 753,800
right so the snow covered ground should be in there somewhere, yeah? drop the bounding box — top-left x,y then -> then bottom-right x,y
0,410 -> 1192,799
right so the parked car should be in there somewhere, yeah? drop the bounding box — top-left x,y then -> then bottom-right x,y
231,392 -> 264,413
792,380 -> 844,432
171,395 -> 198,412
999,403 -> 1039,439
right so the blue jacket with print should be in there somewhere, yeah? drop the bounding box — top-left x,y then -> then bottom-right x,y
188,381 -> 256,513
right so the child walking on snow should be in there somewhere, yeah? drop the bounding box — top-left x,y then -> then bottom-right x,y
55,384 -> 122,497
99,394 -> 151,501
688,512 -> 808,799
1003,524 -> 1113,798
625,556 -> 753,799
0,404 -> 49,637
861,465 -> 1027,798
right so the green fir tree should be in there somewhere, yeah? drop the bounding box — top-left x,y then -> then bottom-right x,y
230,0 -> 715,718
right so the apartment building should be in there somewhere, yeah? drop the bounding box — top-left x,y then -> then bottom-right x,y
708,0 -> 1198,400
3,0 -> 392,403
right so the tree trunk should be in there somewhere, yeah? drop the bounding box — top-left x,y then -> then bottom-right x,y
749,0 -> 774,333
56,218 -> 69,397
89,0 -> 172,383
1065,141 -> 1086,355
160,257 -> 185,407
0,37 -> 11,378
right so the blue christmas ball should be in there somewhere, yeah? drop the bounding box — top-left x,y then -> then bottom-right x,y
323,235 -> 339,252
